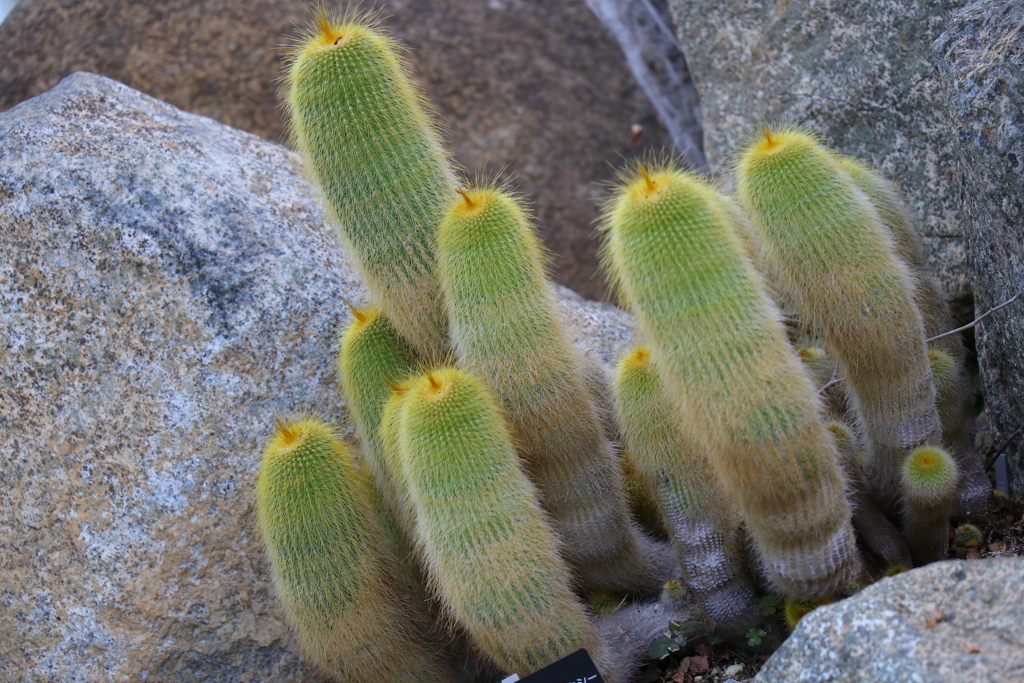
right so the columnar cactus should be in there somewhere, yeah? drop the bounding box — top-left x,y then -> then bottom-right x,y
257,10 -> 985,677
285,11 -> 455,362
826,421 -> 912,571
338,306 -> 418,528
613,345 -> 761,638
436,184 -> 670,595
398,368 -> 607,677
736,128 -> 945,515
255,418 -> 452,681
836,153 -> 989,513
600,163 -> 863,599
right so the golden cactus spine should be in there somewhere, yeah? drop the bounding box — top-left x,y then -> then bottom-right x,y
284,11 -> 455,362
398,369 -> 607,677
736,128 -> 944,513
600,163 -> 862,599
613,346 -> 762,638
255,418 -> 452,682
436,184 -> 669,595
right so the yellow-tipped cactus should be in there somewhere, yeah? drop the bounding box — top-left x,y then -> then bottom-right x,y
398,368 -> 606,677
338,306 -> 418,530
436,184 -> 669,595
600,162 -> 862,599
901,446 -> 958,563
837,153 -> 989,513
284,11 -> 455,362
613,345 -> 761,639
255,418 -> 451,681
736,128 -> 944,514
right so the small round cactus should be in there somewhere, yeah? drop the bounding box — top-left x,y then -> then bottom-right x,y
954,523 -> 983,546
901,446 -> 959,564
661,578 -> 687,605
903,447 -> 959,505
588,591 -> 622,616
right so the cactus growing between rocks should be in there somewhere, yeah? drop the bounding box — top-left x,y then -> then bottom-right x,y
613,345 -> 761,638
835,153 -> 990,514
254,8 -> 991,679
901,446 -> 959,563
255,418 -> 452,681
600,163 -> 863,599
285,10 -> 455,362
736,128 -> 946,516
397,368 -> 607,677
437,184 -> 670,596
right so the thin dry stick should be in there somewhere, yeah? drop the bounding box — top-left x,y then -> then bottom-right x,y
818,292 -> 1021,394
819,365 -> 841,394
925,292 -> 1021,343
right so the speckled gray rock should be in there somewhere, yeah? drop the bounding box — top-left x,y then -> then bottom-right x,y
755,558 -> 1024,683
0,72 -> 637,681
935,1 -> 1024,500
669,0 -> 971,304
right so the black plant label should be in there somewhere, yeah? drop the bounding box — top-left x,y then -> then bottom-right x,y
516,649 -> 605,683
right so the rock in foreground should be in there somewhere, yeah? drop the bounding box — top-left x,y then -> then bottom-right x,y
755,558 -> 1024,683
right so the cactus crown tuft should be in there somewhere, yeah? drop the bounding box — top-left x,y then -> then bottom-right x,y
902,446 -> 958,504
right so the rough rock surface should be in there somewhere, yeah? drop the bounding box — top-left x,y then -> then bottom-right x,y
935,1 -> 1024,500
0,73 -> 637,681
668,0 -> 971,303
0,0 -> 677,302
755,558 -> 1024,682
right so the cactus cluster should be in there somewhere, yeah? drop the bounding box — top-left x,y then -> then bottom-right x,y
253,9 -> 989,682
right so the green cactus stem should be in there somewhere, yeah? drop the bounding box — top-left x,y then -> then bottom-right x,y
901,446 -> 959,564
436,184 -> 670,596
826,421 -> 912,570
398,368 -> 607,678
255,417 -> 452,681
736,128 -> 944,515
284,10 -> 456,362
836,153 -> 990,514
613,345 -> 762,639
600,162 -> 862,599
338,306 -> 418,530
953,523 -> 982,546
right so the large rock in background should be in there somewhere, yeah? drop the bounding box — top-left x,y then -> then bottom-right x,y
755,558 -> 1024,682
935,1 -> 1024,499
668,0 -> 971,305
0,72 -> 637,681
0,0 -> 677,302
